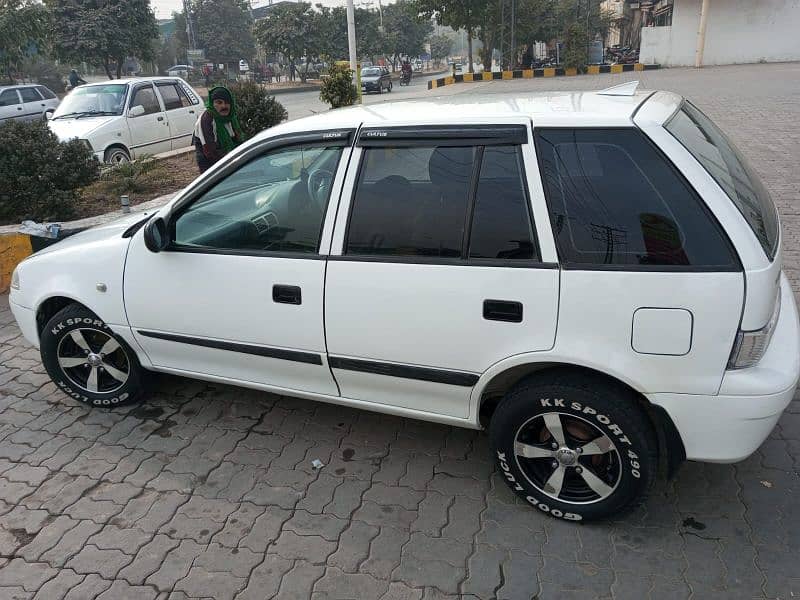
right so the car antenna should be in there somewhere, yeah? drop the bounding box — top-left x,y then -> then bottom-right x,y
596,80 -> 640,96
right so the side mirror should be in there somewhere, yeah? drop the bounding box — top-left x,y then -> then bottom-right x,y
143,217 -> 169,253
128,105 -> 145,118
45,111 -> 53,120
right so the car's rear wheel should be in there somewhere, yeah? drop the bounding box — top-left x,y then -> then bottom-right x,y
40,304 -> 144,407
489,371 -> 657,521
104,146 -> 130,165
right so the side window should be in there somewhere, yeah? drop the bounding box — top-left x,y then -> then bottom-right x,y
174,144 -> 344,254
130,85 -> 161,115
0,90 -> 20,106
535,128 -> 738,268
179,82 -> 200,105
19,87 -> 42,102
469,146 -> 536,260
156,83 -> 183,111
37,86 -> 57,100
346,146 -> 476,257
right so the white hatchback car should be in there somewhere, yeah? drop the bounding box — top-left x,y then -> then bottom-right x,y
0,84 -> 60,122
10,84 -> 799,521
47,77 -> 203,164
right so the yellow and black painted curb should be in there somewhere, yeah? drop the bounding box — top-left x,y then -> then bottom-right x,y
0,229 -> 86,293
428,63 -> 660,90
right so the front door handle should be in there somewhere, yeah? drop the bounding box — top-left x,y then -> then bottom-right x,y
273,284 -> 302,305
483,299 -> 523,323
157,116 -> 164,121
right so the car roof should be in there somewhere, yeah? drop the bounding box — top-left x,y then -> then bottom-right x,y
0,84 -> 46,91
79,76 -> 186,87
260,89 -> 679,138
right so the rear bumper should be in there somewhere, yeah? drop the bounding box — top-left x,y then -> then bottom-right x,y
649,273 -> 799,462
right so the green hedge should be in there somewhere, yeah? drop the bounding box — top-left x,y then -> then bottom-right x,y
0,120 -> 100,225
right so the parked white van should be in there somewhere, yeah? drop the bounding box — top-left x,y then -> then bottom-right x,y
11,83 -> 799,521
47,77 -> 203,164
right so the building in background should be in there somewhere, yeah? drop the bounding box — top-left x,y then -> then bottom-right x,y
638,0 -> 800,66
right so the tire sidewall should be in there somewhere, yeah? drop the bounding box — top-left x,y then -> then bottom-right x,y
105,147 -> 130,164
40,307 -> 142,407
490,382 -> 654,522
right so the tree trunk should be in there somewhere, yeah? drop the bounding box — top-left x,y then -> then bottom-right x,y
116,56 -> 123,79
467,29 -> 474,73
103,57 -> 113,80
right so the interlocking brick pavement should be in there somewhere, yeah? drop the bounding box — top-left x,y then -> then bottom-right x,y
0,63 -> 799,599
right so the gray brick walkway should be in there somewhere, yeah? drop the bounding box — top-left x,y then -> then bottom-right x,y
1,63 -> 799,599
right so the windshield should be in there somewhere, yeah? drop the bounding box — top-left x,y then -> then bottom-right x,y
52,84 -> 128,118
666,101 -> 779,260
361,68 -> 382,77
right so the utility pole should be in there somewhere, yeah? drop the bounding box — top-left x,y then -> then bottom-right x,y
183,0 -> 196,65
346,0 -> 360,102
694,0 -> 710,67
510,0 -> 516,69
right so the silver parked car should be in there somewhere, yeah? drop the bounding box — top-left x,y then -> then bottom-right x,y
0,85 -> 60,123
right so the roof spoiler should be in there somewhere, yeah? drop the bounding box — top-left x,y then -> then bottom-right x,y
596,80 -> 640,96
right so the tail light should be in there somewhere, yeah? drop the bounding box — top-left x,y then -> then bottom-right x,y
728,290 -> 781,370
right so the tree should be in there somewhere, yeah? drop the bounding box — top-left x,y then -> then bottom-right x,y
381,0 -> 432,70
428,34 -> 452,66
193,0 -> 256,67
319,62 -> 356,109
255,2 -> 314,80
46,0 -> 159,79
0,0 -> 49,83
414,0 -> 487,73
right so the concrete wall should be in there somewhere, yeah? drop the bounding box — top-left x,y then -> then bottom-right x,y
640,0 -> 800,66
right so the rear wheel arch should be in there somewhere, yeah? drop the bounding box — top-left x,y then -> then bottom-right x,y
478,362 -> 685,478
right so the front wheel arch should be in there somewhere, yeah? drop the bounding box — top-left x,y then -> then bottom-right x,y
104,144 -> 131,164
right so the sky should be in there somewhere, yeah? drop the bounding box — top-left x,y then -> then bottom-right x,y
151,0 -> 389,20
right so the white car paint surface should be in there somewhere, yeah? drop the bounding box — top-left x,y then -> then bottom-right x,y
47,76 -> 202,163
10,89 -> 800,477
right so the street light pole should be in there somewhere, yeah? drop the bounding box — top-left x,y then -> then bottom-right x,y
346,0 -> 359,101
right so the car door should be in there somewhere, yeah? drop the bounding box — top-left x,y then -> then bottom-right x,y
0,89 -> 23,122
127,83 -> 171,157
155,81 -> 198,150
18,87 -> 46,121
124,129 -> 355,396
324,124 -> 560,419
35,86 -> 61,115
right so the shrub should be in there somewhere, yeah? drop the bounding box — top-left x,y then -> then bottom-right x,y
0,120 -> 100,225
320,63 -> 357,109
26,60 -> 67,94
99,155 -> 164,196
229,80 -> 288,138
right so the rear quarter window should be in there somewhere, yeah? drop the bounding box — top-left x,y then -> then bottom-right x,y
665,102 -> 779,260
535,128 -> 739,270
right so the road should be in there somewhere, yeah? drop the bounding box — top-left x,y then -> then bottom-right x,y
0,62 -> 798,600
277,71 -> 445,121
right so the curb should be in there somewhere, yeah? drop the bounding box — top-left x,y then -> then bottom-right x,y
428,63 -> 661,89
0,192 -> 176,294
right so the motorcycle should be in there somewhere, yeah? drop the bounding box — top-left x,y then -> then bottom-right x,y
400,71 -> 412,86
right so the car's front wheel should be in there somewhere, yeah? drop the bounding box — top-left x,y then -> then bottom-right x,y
489,371 -> 657,521
104,146 -> 131,165
40,304 -> 144,407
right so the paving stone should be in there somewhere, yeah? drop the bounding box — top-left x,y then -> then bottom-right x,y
210,502 -> 264,548
460,543 -> 506,598
380,581 -> 424,600
327,520 -> 380,573
39,519 -> 103,568
88,524 -> 152,553
312,567 -> 388,599
393,555 -> 465,594
352,500 -> 417,529
234,555 -> 293,600
440,496 -> 483,542
323,479 -> 371,519
402,532 -> 473,566
65,544 -> 133,578
274,559 -> 325,600
118,534 -> 181,585
193,543 -> 262,578
296,473 -> 341,514
360,525 -> 410,580
240,505 -> 292,554
0,558 -> 58,592
175,567 -> 246,600
31,568 -> 84,600
284,510 -> 349,542
95,579 -> 161,600
269,531 -> 337,564
496,552 -> 542,600
146,539 -> 205,592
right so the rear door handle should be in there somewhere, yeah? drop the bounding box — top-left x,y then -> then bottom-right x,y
273,284 -> 302,305
483,299 -> 523,323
